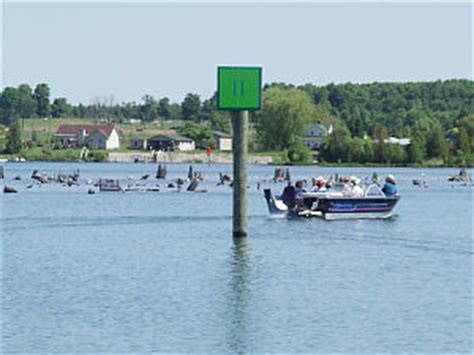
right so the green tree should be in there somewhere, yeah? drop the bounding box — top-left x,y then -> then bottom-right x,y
51,98 -> 72,118
457,115 -> 474,153
427,123 -> 448,160
457,127 -> 470,154
388,144 -> 407,164
257,87 -> 317,150
33,83 -> 50,117
158,97 -> 171,119
5,119 -> 22,153
181,93 -> 202,121
0,87 -> 20,126
201,96 -> 217,121
288,141 -> 312,164
179,122 -> 215,148
350,137 -> 367,163
320,125 -> 352,162
168,103 -> 182,120
409,133 -> 426,164
209,111 -> 230,133
140,95 -> 159,122
17,84 -> 37,118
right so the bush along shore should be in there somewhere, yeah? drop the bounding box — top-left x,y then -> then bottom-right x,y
1,148 -> 108,162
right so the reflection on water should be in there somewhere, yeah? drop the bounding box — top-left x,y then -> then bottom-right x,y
226,237 -> 253,353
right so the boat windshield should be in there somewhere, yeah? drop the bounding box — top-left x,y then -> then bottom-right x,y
364,184 -> 385,197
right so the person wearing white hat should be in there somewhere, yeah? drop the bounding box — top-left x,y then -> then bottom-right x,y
349,178 -> 364,197
382,175 -> 397,197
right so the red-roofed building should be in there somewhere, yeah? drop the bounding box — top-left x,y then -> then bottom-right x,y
55,124 -> 120,149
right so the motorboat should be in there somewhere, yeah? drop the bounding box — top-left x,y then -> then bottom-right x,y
98,179 -> 123,192
264,183 -> 400,220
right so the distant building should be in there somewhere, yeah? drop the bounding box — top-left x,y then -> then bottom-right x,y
213,131 -> 232,151
129,138 -> 148,150
383,137 -> 411,146
55,124 -> 120,150
302,123 -> 333,150
147,134 -> 195,151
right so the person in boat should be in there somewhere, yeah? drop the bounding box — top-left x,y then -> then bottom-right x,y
371,171 -> 380,185
294,180 -> 307,204
341,176 -> 351,194
349,177 -> 364,197
381,175 -> 397,197
310,177 -> 326,192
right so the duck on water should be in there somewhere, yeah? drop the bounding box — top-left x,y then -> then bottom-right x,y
264,174 -> 400,220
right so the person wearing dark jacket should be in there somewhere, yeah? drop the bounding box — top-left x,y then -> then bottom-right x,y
382,175 -> 397,197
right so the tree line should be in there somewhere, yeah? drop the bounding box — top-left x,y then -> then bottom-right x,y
0,80 -> 472,165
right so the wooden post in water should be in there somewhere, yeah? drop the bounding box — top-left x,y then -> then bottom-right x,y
231,110 -> 248,238
217,66 -> 261,238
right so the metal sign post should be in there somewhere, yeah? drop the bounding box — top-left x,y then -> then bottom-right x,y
217,66 -> 262,238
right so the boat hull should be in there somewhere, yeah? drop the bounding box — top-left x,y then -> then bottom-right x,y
264,189 -> 399,220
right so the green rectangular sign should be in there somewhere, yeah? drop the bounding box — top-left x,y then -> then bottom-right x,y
217,66 -> 262,111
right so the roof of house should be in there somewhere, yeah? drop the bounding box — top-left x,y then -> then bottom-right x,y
213,131 -> 232,138
56,124 -> 116,138
148,134 -> 194,142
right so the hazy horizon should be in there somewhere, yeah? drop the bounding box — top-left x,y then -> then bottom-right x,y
2,2 -> 472,104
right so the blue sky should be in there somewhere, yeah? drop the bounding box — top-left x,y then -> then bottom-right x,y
2,2 -> 472,104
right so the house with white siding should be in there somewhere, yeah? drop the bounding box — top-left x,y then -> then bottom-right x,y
213,131 -> 232,151
55,124 -> 120,150
302,123 -> 333,150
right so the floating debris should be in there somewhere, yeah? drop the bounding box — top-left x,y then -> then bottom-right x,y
87,188 -> 96,194
448,168 -> 471,183
14,175 -> 22,181
146,187 -> 160,192
218,172 -> 232,185
32,170 -> 49,184
4,186 -> 18,193
187,178 -> 199,192
67,179 -> 80,187
273,167 -> 290,182
156,164 -> 167,179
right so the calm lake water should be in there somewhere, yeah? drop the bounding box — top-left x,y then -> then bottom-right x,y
1,162 -> 472,353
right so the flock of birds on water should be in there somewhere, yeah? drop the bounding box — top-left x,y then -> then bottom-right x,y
1,164 -> 236,194
0,164 -> 472,194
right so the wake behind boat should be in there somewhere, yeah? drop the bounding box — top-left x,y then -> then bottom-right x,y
264,175 -> 400,220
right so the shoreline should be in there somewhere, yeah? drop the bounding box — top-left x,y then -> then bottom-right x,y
1,157 -> 471,169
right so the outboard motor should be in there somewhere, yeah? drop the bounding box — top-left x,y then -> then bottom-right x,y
281,185 -> 295,208
264,189 -> 289,215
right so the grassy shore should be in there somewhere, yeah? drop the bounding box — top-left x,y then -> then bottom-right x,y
0,148 -> 108,162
